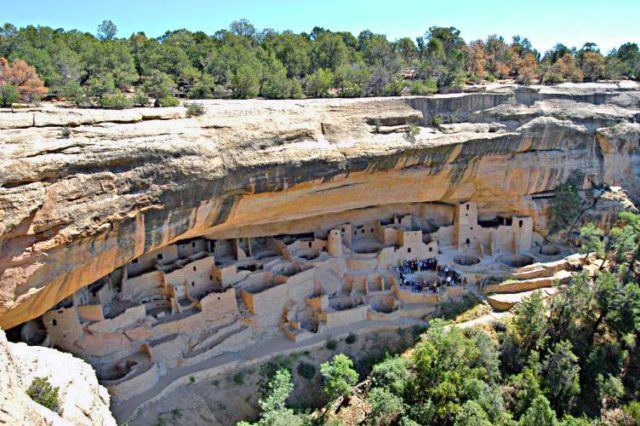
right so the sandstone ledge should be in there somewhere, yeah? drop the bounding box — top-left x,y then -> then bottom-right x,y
1,85 -> 639,329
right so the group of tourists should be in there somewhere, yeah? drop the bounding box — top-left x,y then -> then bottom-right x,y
396,258 -> 467,293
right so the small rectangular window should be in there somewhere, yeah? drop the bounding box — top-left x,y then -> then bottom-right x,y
407,248 -> 412,253
519,220 -> 523,228
157,253 -> 164,260
52,319 -> 57,326
193,266 -> 197,271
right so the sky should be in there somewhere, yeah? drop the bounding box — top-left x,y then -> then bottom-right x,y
2,0 -> 639,53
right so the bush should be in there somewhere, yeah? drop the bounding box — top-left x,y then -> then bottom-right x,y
305,68 -> 334,97
0,85 -> 19,107
409,79 -> 437,95
233,372 -> 245,385
132,90 -> 149,107
431,115 -> 442,127
60,126 -> 71,139
98,93 -> 132,110
326,338 -> 338,350
296,362 -> 316,380
383,77 -> 406,96
185,102 -> 205,117
158,95 -> 179,107
27,377 -> 60,413
345,333 -> 357,344
60,81 -> 87,107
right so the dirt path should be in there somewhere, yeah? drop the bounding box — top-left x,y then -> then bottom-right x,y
114,317 -> 425,423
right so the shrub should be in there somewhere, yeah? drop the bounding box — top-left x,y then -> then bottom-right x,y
60,81 -> 87,107
185,102 -> 205,117
345,333 -> 357,344
27,377 -> 60,413
405,124 -> 420,142
326,338 -> 338,350
304,68 -> 334,97
0,85 -> 19,107
233,372 -> 245,385
431,115 -> 442,127
409,79 -> 437,95
189,376 -> 196,384
60,126 -> 71,139
98,93 -> 132,110
297,362 -> 316,380
132,90 -> 149,107
158,95 -> 179,107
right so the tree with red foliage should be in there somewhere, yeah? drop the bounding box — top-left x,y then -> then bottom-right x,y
0,57 -> 48,103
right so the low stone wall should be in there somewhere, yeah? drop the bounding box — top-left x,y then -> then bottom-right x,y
108,362 -> 160,404
367,309 -> 401,321
393,287 -> 441,304
87,305 -> 146,334
323,305 -> 368,328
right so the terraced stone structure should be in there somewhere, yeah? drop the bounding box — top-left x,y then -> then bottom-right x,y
1,82 -> 640,419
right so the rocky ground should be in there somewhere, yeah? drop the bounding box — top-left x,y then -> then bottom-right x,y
0,329 -> 115,425
128,326 -> 417,425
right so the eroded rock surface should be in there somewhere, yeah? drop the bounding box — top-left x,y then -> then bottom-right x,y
0,329 -> 116,425
1,85 -> 639,329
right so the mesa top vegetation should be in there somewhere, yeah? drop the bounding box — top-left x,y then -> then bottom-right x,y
1,19 -> 639,107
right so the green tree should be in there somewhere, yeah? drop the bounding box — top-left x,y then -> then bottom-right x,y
541,340 -> 580,414
230,19 -> 256,38
231,62 -> 261,98
320,354 -> 358,401
60,80 -> 87,106
454,400 -> 492,426
549,182 -> 582,233
304,68 -> 334,97
311,32 -> 349,71
97,20 -> 117,41
141,70 -> 176,106
370,355 -> 410,396
0,85 -> 19,106
519,395 -> 558,426
239,368 -> 303,426
368,387 -> 405,425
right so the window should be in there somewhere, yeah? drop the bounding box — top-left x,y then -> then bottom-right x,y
361,229 -> 365,234
466,204 -> 470,211
429,247 -> 433,252
132,258 -> 138,264
192,242 -> 196,248
52,319 -> 57,326
407,248 -> 412,253
193,266 -> 197,272
519,220 -> 523,228
157,253 -> 164,260
191,282 -> 195,287
309,242 -> 312,248
466,238 -> 470,245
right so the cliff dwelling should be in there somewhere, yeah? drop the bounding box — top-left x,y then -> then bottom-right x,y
8,200 -> 576,404
2,82 -> 639,425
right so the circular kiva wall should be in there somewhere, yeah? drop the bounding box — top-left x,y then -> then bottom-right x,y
454,255 -> 481,266
498,254 -> 534,268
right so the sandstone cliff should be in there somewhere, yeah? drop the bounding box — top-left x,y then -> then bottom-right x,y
1,83 -> 639,329
0,329 -> 116,425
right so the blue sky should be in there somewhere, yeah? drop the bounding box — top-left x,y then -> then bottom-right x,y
2,0 -> 639,52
